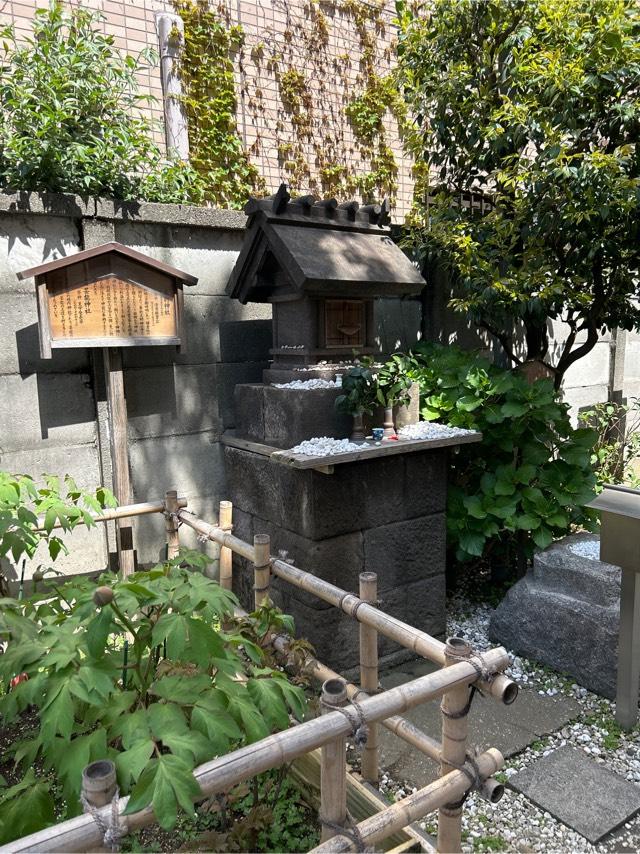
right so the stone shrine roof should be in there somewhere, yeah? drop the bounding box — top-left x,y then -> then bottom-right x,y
227,184 -> 425,304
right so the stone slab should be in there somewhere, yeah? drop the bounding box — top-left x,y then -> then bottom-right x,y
377,659 -> 581,788
509,746 -> 640,843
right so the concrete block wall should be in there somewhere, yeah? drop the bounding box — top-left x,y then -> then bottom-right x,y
0,191 -> 269,580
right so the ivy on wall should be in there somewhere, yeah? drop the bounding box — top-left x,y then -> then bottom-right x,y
173,0 -> 264,208
173,0 -> 405,208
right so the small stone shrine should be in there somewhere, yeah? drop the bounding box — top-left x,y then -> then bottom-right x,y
224,185 -> 479,670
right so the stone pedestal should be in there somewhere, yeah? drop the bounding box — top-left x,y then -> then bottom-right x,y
225,444 -> 448,671
489,533 -> 624,699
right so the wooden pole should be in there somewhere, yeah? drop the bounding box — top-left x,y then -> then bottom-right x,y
103,347 -> 135,577
438,637 -> 472,854
616,567 -> 640,729
176,509 -> 516,704
310,748 -> 504,853
359,572 -> 379,783
164,490 -> 180,560
4,653 -> 507,853
253,533 -> 271,608
320,679 -> 348,842
219,501 -> 233,590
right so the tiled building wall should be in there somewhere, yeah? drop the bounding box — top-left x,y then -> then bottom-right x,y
1,0 -> 415,220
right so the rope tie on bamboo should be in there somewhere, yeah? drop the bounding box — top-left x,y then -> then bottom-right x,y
442,752 -> 484,812
321,696 -> 369,749
80,789 -> 124,852
319,810 -> 370,852
440,651 -> 493,720
163,509 -> 183,529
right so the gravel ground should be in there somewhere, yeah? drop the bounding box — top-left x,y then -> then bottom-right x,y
359,574 -> 640,853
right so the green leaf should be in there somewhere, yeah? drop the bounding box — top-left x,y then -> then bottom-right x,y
115,739 -> 155,789
0,771 -> 55,844
532,526 -> 554,550
124,755 -> 201,830
463,495 -> 487,519
515,514 -> 540,530
458,531 -> 485,557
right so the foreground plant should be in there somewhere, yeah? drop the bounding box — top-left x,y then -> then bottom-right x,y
0,553 -> 306,843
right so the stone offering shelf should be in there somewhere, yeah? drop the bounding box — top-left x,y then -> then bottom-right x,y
222,429 -> 482,474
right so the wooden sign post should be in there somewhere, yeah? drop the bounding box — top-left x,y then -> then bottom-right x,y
18,242 -> 198,576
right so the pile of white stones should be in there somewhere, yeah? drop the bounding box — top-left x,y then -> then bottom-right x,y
289,437 -> 363,456
273,378 -> 341,390
398,422 -> 475,440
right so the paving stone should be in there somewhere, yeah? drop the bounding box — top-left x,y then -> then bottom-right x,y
509,746 -> 640,843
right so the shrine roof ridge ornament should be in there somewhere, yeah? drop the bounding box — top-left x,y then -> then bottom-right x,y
227,183 -> 425,305
17,241 -> 198,286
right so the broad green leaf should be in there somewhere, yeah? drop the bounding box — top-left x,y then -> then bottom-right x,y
115,738 -> 155,789
0,772 -> 55,844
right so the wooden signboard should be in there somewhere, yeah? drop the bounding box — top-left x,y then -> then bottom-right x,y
18,242 -> 197,358
18,243 -> 198,577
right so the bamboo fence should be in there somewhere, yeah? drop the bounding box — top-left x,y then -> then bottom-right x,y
3,493 -> 518,854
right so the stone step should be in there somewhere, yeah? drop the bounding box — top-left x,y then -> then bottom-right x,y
532,533 -> 620,607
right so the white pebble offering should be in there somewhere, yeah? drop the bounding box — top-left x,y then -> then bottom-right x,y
290,437 -> 363,456
273,378 -> 341,390
397,422 -> 475,440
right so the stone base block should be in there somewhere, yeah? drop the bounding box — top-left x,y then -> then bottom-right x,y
234,384 -> 351,448
224,446 -> 447,540
490,534 -> 623,699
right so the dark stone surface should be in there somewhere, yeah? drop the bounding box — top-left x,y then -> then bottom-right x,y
224,446 -> 447,540
489,534 -> 622,699
234,385 -> 266,443
509,746 -> 640,843
364,514 -> 446,589
262,387 -> 351,447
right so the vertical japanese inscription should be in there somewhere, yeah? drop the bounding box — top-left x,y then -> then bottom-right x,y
48,276 -> 177,342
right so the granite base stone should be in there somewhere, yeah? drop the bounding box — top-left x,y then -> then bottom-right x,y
490,533 -> 623,699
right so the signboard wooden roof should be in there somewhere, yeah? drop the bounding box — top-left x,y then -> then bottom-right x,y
17,242 -> 198,358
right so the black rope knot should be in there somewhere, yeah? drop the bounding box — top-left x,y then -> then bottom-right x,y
319,809 -> 371,852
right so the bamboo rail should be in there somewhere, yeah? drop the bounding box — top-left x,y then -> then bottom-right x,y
34,496 -> 188,532
5,494 -> 517,854
3,651 -> 507,853
177,508 -> 518,705
310,748 -> 504,853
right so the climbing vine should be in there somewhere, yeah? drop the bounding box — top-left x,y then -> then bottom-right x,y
173,0 -> 264,208
172,0 -> 406,208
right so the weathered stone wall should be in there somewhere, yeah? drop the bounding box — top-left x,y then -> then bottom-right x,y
0,191 -> 421,582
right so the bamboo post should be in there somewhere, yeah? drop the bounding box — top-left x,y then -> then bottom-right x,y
438,637 -> 472,854
81,760 -> 117,809
219,501 -> 233,590
253,534 -> 271,608
320,679 -> 348,842
164,490 -> 180,560
359,572 -> 379,783
103,347 -> 135,577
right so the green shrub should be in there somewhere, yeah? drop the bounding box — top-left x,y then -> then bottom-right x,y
0,2 -> 202,202
405,343 -> 597,564
0,553 -> 307,843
